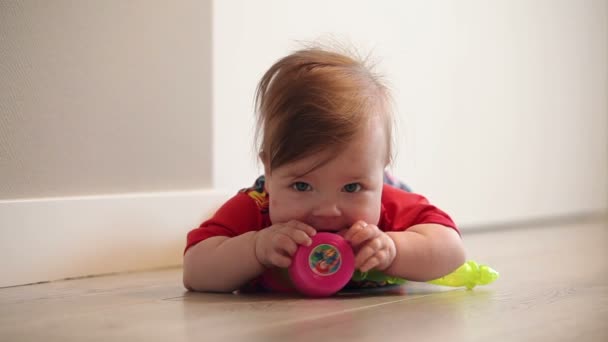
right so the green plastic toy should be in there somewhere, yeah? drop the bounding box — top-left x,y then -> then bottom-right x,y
352,260 -> 499,290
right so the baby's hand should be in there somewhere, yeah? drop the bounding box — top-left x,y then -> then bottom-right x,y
254,220 -> 316,268
342,221 -> 396,272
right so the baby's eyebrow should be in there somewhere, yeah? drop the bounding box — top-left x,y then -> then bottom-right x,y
282,169 -> 311,180
341,171 -> 373,180
282,156 -> 334,179
342,176 -> 370,184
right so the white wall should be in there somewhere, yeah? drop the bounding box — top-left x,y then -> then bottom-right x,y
213,0 -> 608,227
0,0 -> 213,199
0,0 -> 219,287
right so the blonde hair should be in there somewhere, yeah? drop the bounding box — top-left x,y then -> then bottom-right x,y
255,47 -> 393,172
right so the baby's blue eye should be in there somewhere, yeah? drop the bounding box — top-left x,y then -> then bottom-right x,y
343,183 -> 362,193
292,182 -> 312,192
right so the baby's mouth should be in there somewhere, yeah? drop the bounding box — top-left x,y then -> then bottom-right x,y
313,225 -> 348,233
308,219 -> 351,233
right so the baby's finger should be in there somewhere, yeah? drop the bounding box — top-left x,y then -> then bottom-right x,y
287,220 -> 317,237
349,226 -> 380,249
275,234 -> 299,256
355,243 -> 378,269
285,228 -> 313,247
268,252 -> 292,268
373,249 -> 390,270
342,221 -> 368,242
359,256 -> 380,273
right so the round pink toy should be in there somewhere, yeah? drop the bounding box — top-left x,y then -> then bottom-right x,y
288,232 -> 355,297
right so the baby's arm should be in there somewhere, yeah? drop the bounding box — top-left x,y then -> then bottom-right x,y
350,185 -> 466,281
343,221 -> 465,281
183,220 -> 316,292
183,231 -> 264,292
384,224 -> 465,281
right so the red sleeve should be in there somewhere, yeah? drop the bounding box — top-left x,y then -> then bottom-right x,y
184,192 -> 266,253
379,184 -> 459,234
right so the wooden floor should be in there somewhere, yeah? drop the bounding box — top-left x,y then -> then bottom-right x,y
1,220 -> 607,342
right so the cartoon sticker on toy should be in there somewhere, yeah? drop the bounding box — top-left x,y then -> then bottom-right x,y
309,244 -> 341,276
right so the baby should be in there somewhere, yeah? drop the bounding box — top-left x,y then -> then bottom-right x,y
183,47 -> 466,293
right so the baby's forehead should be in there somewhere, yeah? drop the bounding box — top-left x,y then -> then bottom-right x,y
276,141 -> 387,179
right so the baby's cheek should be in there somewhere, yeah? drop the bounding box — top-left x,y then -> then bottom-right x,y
269,198 -> 306,223
359,203 -> 382,226
369,203 -> 382,223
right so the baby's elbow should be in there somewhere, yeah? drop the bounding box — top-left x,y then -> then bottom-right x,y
182,270 -> 194,291
448,234 -> 467,272
182,262 -> 236,293
182,250 -> 208,292
453,244 -> 467,269
182,239 -> 240,293
182,258 -> 196,291
182,269 -> 215,292
183,279 -> 236,293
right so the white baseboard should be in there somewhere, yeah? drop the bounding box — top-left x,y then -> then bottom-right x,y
0,190 -> 232,288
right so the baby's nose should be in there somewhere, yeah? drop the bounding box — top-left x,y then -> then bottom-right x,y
312,198 -> 341,217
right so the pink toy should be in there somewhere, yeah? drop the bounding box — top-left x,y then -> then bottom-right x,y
288,232 -> 355,297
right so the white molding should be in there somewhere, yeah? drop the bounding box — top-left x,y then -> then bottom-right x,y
0,190 -> 231,287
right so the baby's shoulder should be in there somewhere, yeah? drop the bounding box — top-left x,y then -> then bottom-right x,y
236,175 -> 269,214
381,183 -> 428,205
239,175 -> 266,194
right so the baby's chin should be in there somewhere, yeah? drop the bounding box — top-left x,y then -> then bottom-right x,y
335,229 -> 348,237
